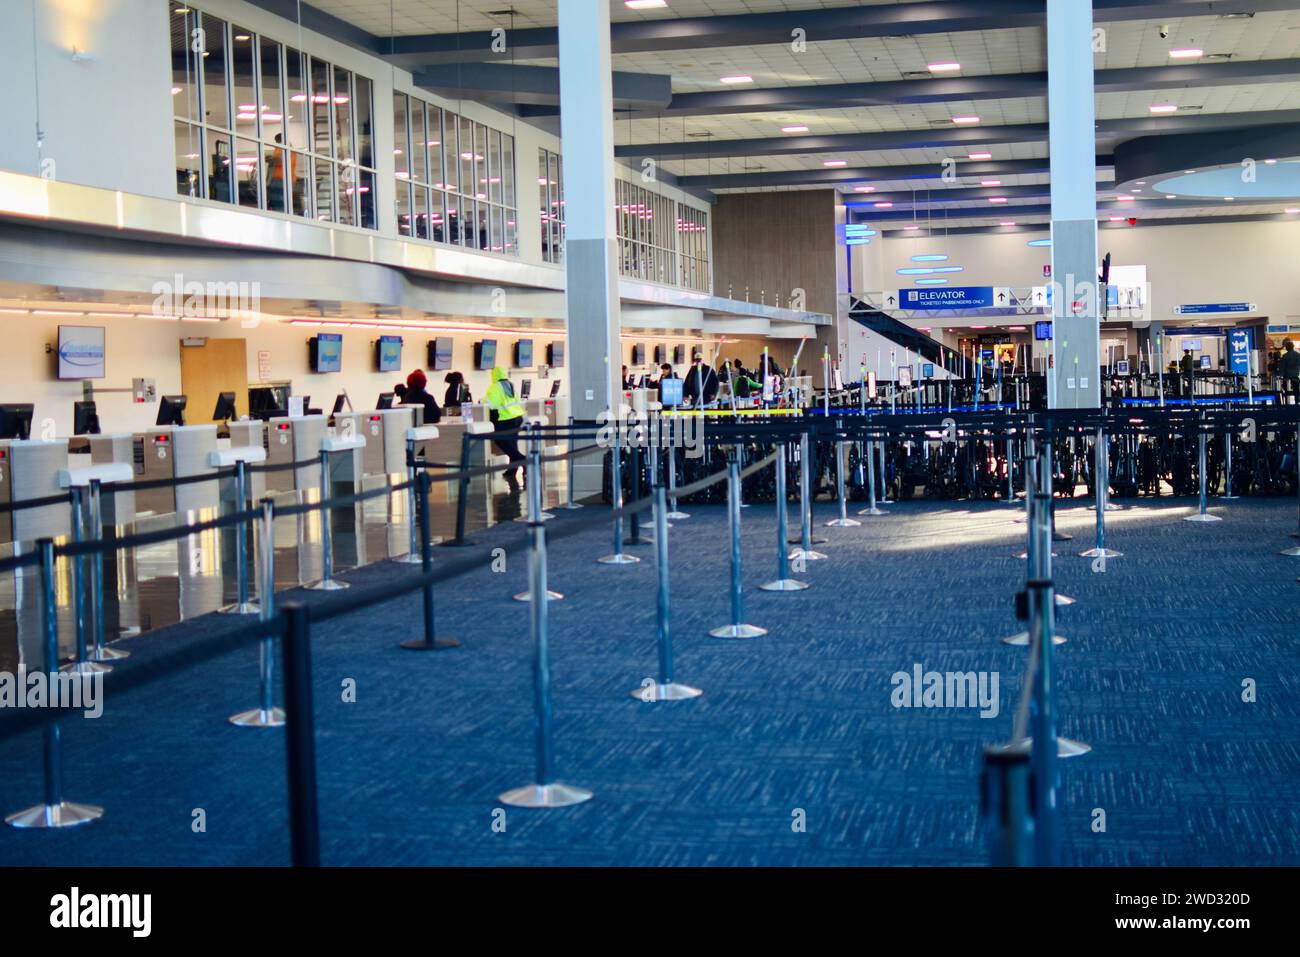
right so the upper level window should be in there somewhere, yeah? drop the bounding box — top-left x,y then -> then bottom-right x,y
393,92 -> 518,256
538,147 -> 564,264
169,2 -> 377,229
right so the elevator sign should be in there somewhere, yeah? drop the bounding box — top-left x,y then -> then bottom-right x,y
892,286 -> 995,310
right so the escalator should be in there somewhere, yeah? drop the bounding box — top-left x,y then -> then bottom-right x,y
848,295 -> 961,370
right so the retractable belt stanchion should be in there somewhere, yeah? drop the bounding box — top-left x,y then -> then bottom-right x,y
1221,423 -> 1239,500
1002,431 -> 1017,505
1081,425 -> 1121,559
1285,433 -> 1300,557
561,415 -> 583,509
86,477 -> 126,662
397,436 -> 425,562
1045,434 -> 1071,542
876,438 -> 893,504
858,429 -> 886,516
625,429 -> 648,545
6,538 -> 104,829
632,483 -> 702,701
790,429 -> 826,561
61,486 -> 107,675
281,602 -> 320,866
308,449 -> 347,590
498,502 -> 593,808
220,459 -> 261,614
761,441 -> 809,592
710,450 -> 767,639
825,419 -> 860,528
515,422 -> 554,524
230,490 -> 286,726
597,418 -> 638,565
401,470 -> 461,650
666,420 -> 688,519
514,429 -> 563,601
1004,444 -> 1067,647
980,743 -> 1032,866
1185,412 -> 1222,523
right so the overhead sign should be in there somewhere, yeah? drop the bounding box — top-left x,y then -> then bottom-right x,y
57,325 -> 106,380
1173,302 -> 1256,315
892,286 -> 996,310
1229,329 -> 1251,374
992,287 -> 1013,307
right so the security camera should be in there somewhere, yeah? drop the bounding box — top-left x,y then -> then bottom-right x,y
1158,25 -> 1170,39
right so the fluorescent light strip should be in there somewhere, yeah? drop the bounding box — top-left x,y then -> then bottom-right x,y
911,254 -> 948,262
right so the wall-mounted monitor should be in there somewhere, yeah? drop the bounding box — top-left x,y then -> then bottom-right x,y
631,343 -> 646,366
673,345 -> 686,365
547,341 -> 565,368
514,339 -> 533,369
310,333 -> 343,373
428,337 -> 453,370
57,325 -> 106,380
654,345 -> 666,365
1033,321 -> 1053,341
475,339 -> 497,370
376,335 -> 403,373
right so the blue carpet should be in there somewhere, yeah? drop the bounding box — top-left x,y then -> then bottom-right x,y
1,493 -> 1298,865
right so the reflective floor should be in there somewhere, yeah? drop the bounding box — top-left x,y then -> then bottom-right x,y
0,470 -> 567,673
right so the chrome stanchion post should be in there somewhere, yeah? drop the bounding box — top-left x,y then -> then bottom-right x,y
401,471 -> 461,650
230,485 -> 286,726
396,437 -> 423,562
1221,424 -> 1238,500
1002,432 -> 1017,505
825,420 -> 860,527
561,415 -> 583,509
1004,469 -> 1067,647
631,483 -> 702,700
515,428 -> 563,600
858,432 -> 886,516
980,745 -> 1032,866
1081,425 -> 1121,559
6,538 -> 104,829
308,450 -> 347,590
281,602 -> 320,866
86,477 -> 126,662
666,420 -> 688,519
1185,414 -> 1222,523
259,497 -> 275,618
790,429 -> 826,561
598,416 -> 638,565
876,438 -> 893,504
61,486 -> 107,674
710,451 -> 767,638
220,459 -> 261,614
762,442 -> 809,591
499,516 -> 593,807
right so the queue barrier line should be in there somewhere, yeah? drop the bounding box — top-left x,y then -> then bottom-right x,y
54,503 -> 266,559
274,479 -> 414,518
0,552 -> 40,575
0,490 -> 73,515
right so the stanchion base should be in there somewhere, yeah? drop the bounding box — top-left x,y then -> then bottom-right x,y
1052,531 -> 1073,541
1002,631 -> 1067,646
1185,513 -> 1223,523
759,578 -> 810,592
6,801 -> 103,829
788,536 -> 829,545
666,511 -> 689,520
393,553 -> 425,564
709,623 -> 767,639
788,548 -> 827,561
1054,594 -> 1076,607
512,589 -> 564,602
59,660 -> 111,675
1016,551 -> 1058,559
993,736 -> 1091,759
514,512 -> 555,523
596,553 -> 640,565
560,502 -> 585,510
438,539 -> 480,549
399,637 -> 461,651
219,601 -> 262,615
857,507 -> 887,516
1279,546 -> 1300,556
622,537 -> 654,547
307,578 -> 350,591
824,518 -> 861,527
630,681 -> 703,702
498,782 -> 594,808
88,645 -> 129,661
228,706 -> 286,728
1079,547 -> 1122,558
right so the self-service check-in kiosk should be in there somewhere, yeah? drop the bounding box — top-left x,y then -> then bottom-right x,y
334,408 -> 415,477
263,415 -> 327,493
131,425 -> 218,517
226,419 -> 266,501
0,439 -> 70,545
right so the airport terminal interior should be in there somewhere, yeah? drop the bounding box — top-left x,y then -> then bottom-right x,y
0,0 -> 1299,880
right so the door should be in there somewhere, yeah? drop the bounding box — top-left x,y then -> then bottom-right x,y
179,338 -> 249,424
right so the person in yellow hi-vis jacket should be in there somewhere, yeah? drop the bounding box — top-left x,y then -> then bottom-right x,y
485,366 -> 527,485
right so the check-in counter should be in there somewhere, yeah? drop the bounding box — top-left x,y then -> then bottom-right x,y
322,432 -> 367,493
227,420 -> 266,501
87,433 -> 136,526
333,408 -> 415,478
131,425 -> 219,517
264,415 -> 327,492
0,439 -> 70,545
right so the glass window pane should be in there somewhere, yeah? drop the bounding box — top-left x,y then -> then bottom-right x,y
459,117 -> 474,200
505,212 -> 518,257
392,92 -> 409,179
490,204 -> 503,253
409,100 -> 426,184
265,145 -> 288,212
200,13 -> 229,130
285,48 -> 309,150
205,127 -> 234,203
310,57 -> 331,157
354,75 -> 374,169
174,121 -> 202,197
424,106 -> 443,188
332,67 -> 353,163
430,186 -> 445,243
259,37 -> 284,147
488,129 -> 502,204
395,180 -> 412,237
477,202 -> 489,250
446,197 -> 460,245
288,151 -> 309,217
170,4 -> 200,122
358,169 -> 376,230
313,156 -> 334,221
235,136 -> 261,208
502,133 -> 515,209
231,28 -> 258,140
474,124 -> 488,200
412,186 -> 429,239
337,161 -> 356,225
441,114 -> 458,193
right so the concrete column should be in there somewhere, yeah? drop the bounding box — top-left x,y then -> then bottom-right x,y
559,0 -> 622,425
1046,0 -> 1100,408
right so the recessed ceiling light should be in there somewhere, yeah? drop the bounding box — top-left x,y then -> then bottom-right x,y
1285,207 -> 1299,214
781,125 -> 809,133
1264,158 -> 1278,164
873,202 -> 894,208
1168,48 -> 1202,58
952,115 -> 980,124
1135,180 -> 1146,185
823,159 -> 847,167
968,152 -> 992,160
1166,194 -> 1177,199
720,74 -> 753,84
1184,169 -> 1196,174
980,179 -> 1001,186
927,62 -> 961,72
1109,216 -> 1124,222
999,221 -> 1016,227
1224,196 -> 1235,201
988,196 -> 1008,203
1117,194 -> 1134,201
625,0 -> 668,8
904,224 -> 920,230
854,185 -> 876,192
1149,104 -> 1178,113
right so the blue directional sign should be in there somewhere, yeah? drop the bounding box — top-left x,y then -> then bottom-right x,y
1229,328 -> 1251,374
1173,302 -> 1255,315
895,286 -> 995,310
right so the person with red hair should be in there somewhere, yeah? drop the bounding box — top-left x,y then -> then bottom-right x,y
402,368 -> 442,423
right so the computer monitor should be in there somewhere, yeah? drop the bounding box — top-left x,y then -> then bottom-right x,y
376,335 -> 403,373
475,339 -> 497,370
631,343 -> 646,366
212,391 -> 237,422
156,395 -> 187,427
0,403 -> 35,440
514,339 -> 533,369
546,341 -> 565,368
1200,355 -> 1212,369
1034,321 -> 1053,341
429,337 -> 453,370
73,400 -> 101,436
520,379 -> 532,399
660,378 -> 683,407
654,345 -> 666,365
248,385 -> 288,421
376,392 -> 395,410
549,379 -> 562,398
309,333 -> 343,373
331,393 -> 349,414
